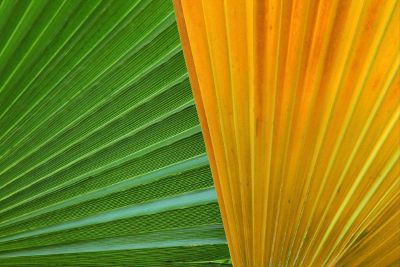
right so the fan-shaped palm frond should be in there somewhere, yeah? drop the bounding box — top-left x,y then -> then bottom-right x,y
174,0 -> 399,266
0,0 -> 230,266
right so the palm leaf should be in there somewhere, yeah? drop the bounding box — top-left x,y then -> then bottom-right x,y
0,0 -> 230,266
174,0 -> 399,266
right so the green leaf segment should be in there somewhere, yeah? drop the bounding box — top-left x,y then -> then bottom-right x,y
0,0 -> 230,265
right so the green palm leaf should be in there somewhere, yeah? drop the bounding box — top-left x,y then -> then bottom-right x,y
0,0 -> 230,265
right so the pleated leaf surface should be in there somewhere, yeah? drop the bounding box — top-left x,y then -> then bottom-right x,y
174,0 -> 400,266
0,0 -> 230,266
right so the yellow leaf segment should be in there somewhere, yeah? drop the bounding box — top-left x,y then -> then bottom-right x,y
174,0 -> 400,266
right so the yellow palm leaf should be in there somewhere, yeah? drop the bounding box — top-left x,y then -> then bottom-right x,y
174,0 -> 400,265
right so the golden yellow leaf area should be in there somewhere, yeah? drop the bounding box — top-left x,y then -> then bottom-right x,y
173,0 -> 400,266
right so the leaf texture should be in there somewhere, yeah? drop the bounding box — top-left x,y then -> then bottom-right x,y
0,0 -> 230,266
174,0 -> 400,266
